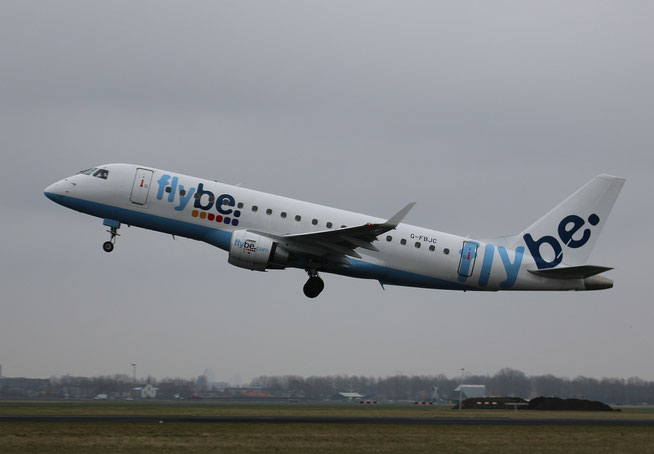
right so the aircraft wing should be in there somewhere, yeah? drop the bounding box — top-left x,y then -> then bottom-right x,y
254,202 -> 415,266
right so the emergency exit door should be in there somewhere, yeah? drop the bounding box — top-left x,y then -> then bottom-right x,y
130,168 -> 153,205
458,241 -> 479,277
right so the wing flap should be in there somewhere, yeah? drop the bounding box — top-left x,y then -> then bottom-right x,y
316,240 -> 362,259
339,235 -> 380,252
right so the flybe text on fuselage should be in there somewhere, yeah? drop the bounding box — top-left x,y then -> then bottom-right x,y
156,174 -> 242,226
463,244 -> 525,289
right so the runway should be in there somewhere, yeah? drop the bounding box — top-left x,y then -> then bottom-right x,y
2,415 -> 653,427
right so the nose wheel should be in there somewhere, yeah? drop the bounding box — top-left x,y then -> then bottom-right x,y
303,269 -> 324,298
103,225 -> 120,253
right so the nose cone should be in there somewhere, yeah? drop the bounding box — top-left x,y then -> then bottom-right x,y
44,179 -> 72,203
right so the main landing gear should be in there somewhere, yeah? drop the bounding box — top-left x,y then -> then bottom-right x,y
303,269 -> 325,298
102,224 -> 120,253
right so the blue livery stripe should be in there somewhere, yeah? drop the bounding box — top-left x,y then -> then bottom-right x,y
44,193 -> 232,250
44,193 -> 475,291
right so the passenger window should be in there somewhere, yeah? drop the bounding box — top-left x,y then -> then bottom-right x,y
400,239 -> 407,245
252,206 -> 258,212
312,219 -> 318,225
180,189 -> 186,196
295,215 -> 301,222
429,245 -> 435,252
281,212 -> 287,219
165,187 -> 172,193
237,202 -> 244,209
266,209 -> 273,215
386,236 -> 392,242
326,222 -> 333,228
444,248 -> 450,255
415,242 -> 421,248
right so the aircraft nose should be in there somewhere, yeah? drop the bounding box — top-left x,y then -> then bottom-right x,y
44,179 -> 73,202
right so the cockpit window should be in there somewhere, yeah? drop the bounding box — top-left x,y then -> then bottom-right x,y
93,169 -> 109,180
78,168 -> 97,175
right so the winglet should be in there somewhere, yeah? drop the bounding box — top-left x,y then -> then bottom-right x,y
385,202 -> 415,228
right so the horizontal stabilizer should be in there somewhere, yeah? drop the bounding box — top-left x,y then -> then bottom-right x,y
528,265 -> 613,280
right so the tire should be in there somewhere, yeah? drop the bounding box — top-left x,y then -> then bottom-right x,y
303,276 -> 324,298
103,241 -> 114,253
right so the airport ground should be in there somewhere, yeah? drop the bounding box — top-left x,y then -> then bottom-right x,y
1,401 -> 654,453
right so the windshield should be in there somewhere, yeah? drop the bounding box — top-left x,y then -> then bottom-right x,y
76,167 -> 109,179
93,169 -> 109,180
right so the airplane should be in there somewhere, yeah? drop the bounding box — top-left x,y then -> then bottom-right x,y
44,164 -> 624,298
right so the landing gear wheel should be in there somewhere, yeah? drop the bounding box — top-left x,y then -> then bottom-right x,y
303,276 -> 324,298
103,223 -> 120,253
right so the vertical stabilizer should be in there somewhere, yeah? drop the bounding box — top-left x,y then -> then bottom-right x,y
513,175 -> 625,269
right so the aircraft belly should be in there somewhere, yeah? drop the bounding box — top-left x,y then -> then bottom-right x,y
326,251 -> 477,291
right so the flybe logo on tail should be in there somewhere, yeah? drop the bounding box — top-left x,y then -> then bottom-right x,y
523,213 -> 600,269
156,174 -> 242,227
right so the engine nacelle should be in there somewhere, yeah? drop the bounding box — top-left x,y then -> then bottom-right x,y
228,230 -> 289,271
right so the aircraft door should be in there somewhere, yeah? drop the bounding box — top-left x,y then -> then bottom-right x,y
458,241 -> 479,277
130,168 -> 153,205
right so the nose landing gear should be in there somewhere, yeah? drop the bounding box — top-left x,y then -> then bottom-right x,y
102,219 -> 121,253
303,269 -> 324,298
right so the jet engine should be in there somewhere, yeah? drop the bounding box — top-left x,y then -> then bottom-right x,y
228,230 -> 289,271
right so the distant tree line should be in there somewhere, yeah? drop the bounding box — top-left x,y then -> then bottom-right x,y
0,374 -> 207,399
249,368 -> 654,404
2,369 -> 653,404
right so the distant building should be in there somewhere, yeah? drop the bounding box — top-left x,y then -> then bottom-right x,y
331,392 -> 365,401
0,377 -> 51,398
132,384 -> 157,399
448,385 -> 487,402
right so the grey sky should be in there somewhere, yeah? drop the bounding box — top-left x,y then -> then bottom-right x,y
1,1 -> 652,383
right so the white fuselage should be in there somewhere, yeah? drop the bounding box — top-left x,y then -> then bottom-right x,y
45,163 -> 609,293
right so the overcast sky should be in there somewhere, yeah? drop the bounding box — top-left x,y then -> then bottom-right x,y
1,1 -> 653,384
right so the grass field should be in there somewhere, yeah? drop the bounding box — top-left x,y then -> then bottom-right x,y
2,401 -> 654,453
2,400 -> 654,419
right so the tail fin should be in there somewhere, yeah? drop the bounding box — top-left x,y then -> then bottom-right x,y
510,175 -> 625,269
